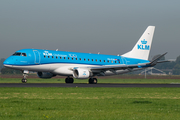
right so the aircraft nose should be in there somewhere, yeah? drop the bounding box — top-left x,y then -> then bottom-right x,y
3,60 -> 10,67
3,59 -> 9,64
3,58 -> 14,68
3,59 -> 9,65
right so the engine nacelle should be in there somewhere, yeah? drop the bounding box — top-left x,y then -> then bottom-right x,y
73,68 -> 91,79
37,72 -> 56,78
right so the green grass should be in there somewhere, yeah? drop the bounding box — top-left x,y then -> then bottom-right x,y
1,77 -> 180,84
0,87 -> 180,120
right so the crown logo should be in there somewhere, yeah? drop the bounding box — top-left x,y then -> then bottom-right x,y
141,39 -> 147,44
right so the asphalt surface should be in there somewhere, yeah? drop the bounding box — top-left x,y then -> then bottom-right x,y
0,83 -> 180,87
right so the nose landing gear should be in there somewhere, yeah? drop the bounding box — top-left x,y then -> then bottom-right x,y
22,73 -> 28,83
22,70 -> 29,83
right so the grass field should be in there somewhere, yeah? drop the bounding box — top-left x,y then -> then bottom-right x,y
1,77 -> 180,84
0,76 -> 180,119
0,87 -> 180,120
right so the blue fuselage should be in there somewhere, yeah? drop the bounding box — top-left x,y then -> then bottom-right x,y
3,49 -> 150,77
4,49 -> 149,67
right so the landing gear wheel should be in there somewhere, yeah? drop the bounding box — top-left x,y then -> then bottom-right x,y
93,78 -> 97,84
89,78 -> 97,84
65,78 -> 74,83
22,79 -> 27,83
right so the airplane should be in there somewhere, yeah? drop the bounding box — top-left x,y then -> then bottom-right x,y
3,26 -> 168,84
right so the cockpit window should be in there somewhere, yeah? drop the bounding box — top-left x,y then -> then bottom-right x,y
22,53 -> 27,56
12,52 -> 27,57
13,52 -> 21,56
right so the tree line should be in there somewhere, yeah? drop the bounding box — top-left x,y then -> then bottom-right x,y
155,55 -> 180,75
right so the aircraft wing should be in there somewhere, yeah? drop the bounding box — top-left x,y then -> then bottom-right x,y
72,53 -> 168,73
70,63 -> 150,76
87,63 -> 149,71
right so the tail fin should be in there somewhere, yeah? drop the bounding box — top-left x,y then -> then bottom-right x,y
122,26 -> 155,60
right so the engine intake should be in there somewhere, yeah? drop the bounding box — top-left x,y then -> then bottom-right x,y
37,72 -> 56,78
73,68 -> 91,79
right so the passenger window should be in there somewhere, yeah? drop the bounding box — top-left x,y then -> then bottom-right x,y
60,57 -> 62,59
56,56 -> 58,59
79,58 -> 81,60
48,56 -> 50,58
44,56 -> 46,58
68,57 -> 70,60
72,58 -> 74,60
115,61 -> 117,63
111,61 -> 113,63
52,56 -> 54,58
84,59 -> 86,61
76,58 -> 78,60
64,57 -> 66,59
88,59 -> 90,61
92,59 -> 94,61
100,60 -> 101,62
104,60 -> 106,62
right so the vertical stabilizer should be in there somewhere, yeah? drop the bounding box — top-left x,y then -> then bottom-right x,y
122,26 -> 155,60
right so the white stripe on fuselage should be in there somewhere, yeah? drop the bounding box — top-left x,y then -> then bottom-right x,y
8,63 -> 100,75
8,63 -> 144,76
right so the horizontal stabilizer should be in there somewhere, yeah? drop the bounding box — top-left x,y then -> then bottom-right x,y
150,52 -> 167,66
157,60 -> 174,63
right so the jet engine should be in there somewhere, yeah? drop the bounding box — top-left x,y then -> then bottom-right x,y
73,68 -> 92,79
37,72 -> 56,78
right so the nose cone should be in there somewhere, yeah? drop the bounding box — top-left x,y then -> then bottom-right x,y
3,59 -> 10,65
3,57 -> 14,68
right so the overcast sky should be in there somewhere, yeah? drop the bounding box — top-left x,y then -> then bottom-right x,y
0,0 -> 180,59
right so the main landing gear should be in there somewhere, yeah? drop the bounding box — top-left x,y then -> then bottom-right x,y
89,78 -> 97,84
65,77 -> 74,83
21,70 -> 29,83
65,77 -> 98,84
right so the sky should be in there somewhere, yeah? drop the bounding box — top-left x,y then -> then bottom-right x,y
0,0 -> 180,60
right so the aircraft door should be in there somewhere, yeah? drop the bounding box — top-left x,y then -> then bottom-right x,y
33,50 -> 40,64
121,57 -> 127,64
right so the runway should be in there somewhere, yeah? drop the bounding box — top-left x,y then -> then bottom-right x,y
0,83 -> 180,87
